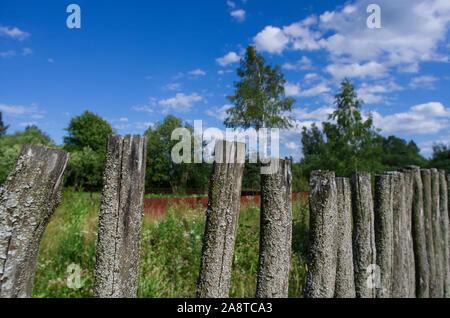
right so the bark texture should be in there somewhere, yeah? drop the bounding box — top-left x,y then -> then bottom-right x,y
439,170 -> 449,297
374,174 -> 393,298
351,171 -> 376,298
0,145 -> 70,298
421,169 -> 437,297
405,166 -> 429,298
400,168 -> 416,297
305,170 -> 337,298
197,140 -> 245,298
256,159 -> 292,298
430,168 -> 443,297
93,135 -> 147,298
334,177 -> 356,298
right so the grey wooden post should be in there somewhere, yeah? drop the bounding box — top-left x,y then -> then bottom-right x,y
430,168 -> 444,298
93,135 -> 147,298
405,166 -> 429,298
256,158 -> 292,298
386,171 -> 409,298
334,177 -> 356,298
374,174 -> 393,298
401,168 -> 416,297
0,145 -> 70,298
351,171 -> 376,298
197,140 -> 245,298
421,169 -> 437,297
305,171 -> 337,298
439,170 -> 449,297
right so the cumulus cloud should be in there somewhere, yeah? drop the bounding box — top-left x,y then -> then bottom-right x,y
188,69 -> 206,76
409,75 -> 439,89
0,26 -> 30,41
205,104 -> 232,121
216,52 -> 241,66
253,26 -> 290,54
0,103 -> 43,117
158,93 -> 204,113
283,56 -> 312,71
284,82 -> 331,97
326,61 -> 388,79
372,102 -> 450,135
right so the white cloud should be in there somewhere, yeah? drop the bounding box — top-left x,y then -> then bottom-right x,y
0,26 -> 29,41
253,26 -> 289,54
357,81 -> 403,104
325,61 -> 388,79
283,56 -> 312,71
285,82 -> 330,97
205,104 -> 232,121
230,9 -> 246,22
158,93 -> 204,113
226,0 -> 236,9
188,68 -> 206,76
0,103 -> 43,117
409,75 -> 439,89
372,102 -> 450,135
163,83 -> 182,91
48,58 -> 55,63
284,82 -> 301,97
216,52 -> 241,66
0,50 -> 15,58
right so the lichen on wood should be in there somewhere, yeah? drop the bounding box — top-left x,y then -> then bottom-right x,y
0,145 -> 70,298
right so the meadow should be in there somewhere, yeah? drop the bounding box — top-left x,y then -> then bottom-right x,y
33,189 -> 309,298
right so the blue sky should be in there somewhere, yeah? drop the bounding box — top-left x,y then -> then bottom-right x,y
1,0 -> 449,160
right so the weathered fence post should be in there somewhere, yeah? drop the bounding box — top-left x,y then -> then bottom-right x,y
334,177 -> 355,298
405,166 -> 429,298
0,145 -> 70,298
351,171 -> 376,298
439,170 -> 449,298
93,135 -> 147,298
430,168 -> 444,298
401,168 -> 416,297
197,140 -> 245,298
386,171 -> 409,298
421,169 -> 437,297
305,170 -> 337,298
255,159 -> 292,298
374,174 -> 393,298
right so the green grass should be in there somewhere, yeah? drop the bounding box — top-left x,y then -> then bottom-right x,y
33,190 -> 309,298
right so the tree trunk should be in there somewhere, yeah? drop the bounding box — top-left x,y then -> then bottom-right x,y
373,173 -> 394,298
351,171 -> 376,298
431,168 -> 444,297
421,169 -> 437,297
334,177 -> 356,298
93,135 -> 147,298
305,170 -> 337,298
197,140 -> 245,298
400,168 -> 416,297
405,166 -> 429,298
256,159 -> 292,298
0,145 -> 70,298
439,170 -> 449,298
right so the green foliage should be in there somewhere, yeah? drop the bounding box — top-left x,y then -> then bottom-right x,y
63,111 -> 113,153
144,115 -> 211,193
33,193 -> 310,298
429,143 -> 450,174
0,125 -> 54,185
0,111 -> 9,136
376,135 -> 427,170
225,45 -> 295,130
63,111 -> 113,189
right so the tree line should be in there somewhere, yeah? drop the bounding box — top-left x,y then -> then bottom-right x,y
0,46 -> 448,192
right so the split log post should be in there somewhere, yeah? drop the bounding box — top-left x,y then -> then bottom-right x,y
439,170 -> 449,297
0,145 -> 70,298
400,168 -> 417,297
405,166 -> 429,298
93,135 -> 147,298
421,169 -> 437,297
373,173 -> 393,298
430,168 -> 444,298
334,177 -> 356,298
197,140 -> 245,298
351,171 -> 376,298
305,170 -> 337,298
255,158 -> 292,298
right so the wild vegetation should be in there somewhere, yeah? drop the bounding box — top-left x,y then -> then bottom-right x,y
33,190 -> 309,298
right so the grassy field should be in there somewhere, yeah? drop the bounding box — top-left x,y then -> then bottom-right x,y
33,189 -> 310,298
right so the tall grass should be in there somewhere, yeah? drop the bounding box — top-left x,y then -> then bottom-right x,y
33,190 -> 309,298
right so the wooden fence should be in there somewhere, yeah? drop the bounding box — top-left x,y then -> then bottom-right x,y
305,167 -> 449,298
0,137 -> 448,298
